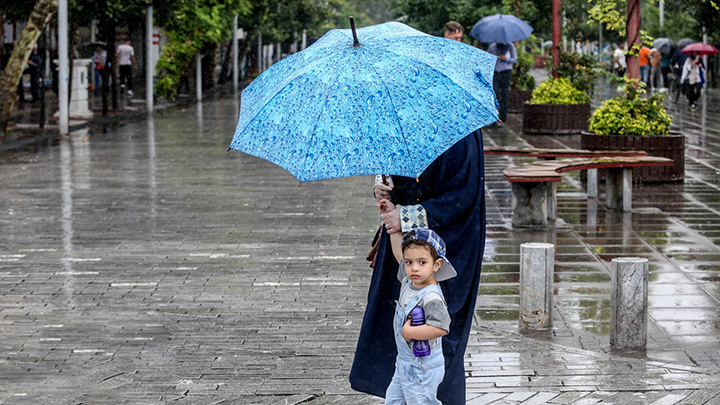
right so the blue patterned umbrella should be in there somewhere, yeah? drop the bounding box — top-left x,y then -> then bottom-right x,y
229,20 -> 498,183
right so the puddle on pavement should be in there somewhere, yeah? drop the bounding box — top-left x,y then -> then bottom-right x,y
556,286 -> 610,295
481,273 -> 519,283
481,264 -> 519,273
476,309 -> 519,321
555,273 -> 610,283
554,254 -> 598,262
590,245 -> 655,254
555,264 -> 607,272
677,263 -> 720,271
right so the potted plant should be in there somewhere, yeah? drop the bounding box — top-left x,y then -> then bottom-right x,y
522,77 -> 591,134
508,50 -> 536,114
581,80 -> 683,181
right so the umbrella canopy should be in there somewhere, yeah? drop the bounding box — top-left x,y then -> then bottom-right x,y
653,37 -> 676,55
681,42 -> 719,55
469,14 -> 534,44
229,21 -> 498,183
676,38 -> 697,48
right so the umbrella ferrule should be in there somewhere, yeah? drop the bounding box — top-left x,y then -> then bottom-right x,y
350,17 -> 360,46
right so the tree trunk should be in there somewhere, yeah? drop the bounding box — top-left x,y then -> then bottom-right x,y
626,0 -> 641,80
552,0 -> 561,78
0,0 -> 58,138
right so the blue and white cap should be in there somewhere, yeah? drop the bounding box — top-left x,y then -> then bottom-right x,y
402,228 -> 457,281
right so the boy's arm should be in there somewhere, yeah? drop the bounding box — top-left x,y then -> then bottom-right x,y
401,322 -> 447,341
389,231 -> 402,265
378,198 -> 403,265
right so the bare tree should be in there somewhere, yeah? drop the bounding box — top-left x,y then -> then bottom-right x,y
0,0 -> 57,138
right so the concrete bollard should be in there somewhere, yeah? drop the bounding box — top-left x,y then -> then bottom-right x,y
610,257 -> 649,349
519,243 -> 554,329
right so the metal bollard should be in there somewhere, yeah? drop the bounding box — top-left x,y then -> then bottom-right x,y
610,257 -> 649,349
519,243 -> 554,329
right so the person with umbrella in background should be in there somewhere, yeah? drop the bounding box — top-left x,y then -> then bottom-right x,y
681,49 -> 706,109
469,14 -> 532,128
679,42 -> 718,109
486,41 -> 516,128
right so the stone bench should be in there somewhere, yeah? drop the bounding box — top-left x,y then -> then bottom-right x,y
503,156 -> 674,227
484,146 -> 649,198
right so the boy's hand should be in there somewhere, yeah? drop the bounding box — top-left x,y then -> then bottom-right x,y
401,319 -> 413,342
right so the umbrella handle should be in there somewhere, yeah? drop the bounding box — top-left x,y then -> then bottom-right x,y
350,17 -> 360,46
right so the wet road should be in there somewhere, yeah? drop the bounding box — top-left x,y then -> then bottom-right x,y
1,87 -> 720,404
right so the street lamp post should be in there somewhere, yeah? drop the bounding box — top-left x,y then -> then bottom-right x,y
58,0 -> 69,134
146,5 -> 153,112
233,14 -> 239,93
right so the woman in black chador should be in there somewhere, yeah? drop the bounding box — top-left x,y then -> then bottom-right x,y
350,128 -> 486,405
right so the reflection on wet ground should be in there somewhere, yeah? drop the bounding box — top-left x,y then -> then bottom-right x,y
3,82 -> 720,403
480,82 -> 720,370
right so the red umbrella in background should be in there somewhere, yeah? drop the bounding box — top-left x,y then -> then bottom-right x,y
681,43 -> 719,55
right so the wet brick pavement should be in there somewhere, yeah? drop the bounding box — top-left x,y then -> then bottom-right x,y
2,85 -> 720,404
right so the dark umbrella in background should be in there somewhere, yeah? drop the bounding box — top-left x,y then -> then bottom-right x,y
653,37 -> 676,56
676,38 -> 697,48
469,14 -> 534,44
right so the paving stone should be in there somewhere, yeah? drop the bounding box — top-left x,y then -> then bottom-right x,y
3,88 -> 720,404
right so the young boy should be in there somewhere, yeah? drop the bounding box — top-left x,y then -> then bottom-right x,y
379,200 -> 455,404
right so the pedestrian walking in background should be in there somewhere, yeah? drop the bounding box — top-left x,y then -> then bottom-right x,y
649,47 -> 663,91
92,45 -> 108,95
374,222 -> 453,405
681,51 -> 704,109
116,40 -> 136,96
16,45 -> 42,103
487,41 -> 517,127
613,43 -> 626,77
639,45 -> 650,85
661,52 -> 671,90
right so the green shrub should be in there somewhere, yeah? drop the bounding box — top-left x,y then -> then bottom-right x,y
154,39 -> 201,100
513,51 -> 536,91
551,51 -> 601,96
530,77 -> 590,105
589,80 -> 672,136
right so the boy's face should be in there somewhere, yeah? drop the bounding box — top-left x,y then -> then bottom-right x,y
403,244 -> 442,288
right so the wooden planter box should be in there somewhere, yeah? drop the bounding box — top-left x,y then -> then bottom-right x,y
580,132 -> 685,182
522,103 -> 590,135
508,89 -> 532,114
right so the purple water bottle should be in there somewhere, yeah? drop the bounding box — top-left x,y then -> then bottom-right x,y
410,306 -> 431,356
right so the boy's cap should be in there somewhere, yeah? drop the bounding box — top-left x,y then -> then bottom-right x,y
402,228 -> 457,281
